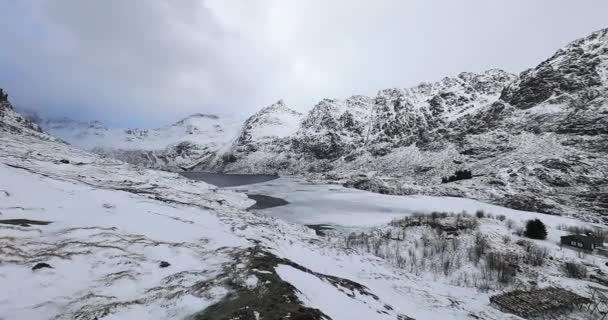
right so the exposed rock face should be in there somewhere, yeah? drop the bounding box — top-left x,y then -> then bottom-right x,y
0,90 -> 43,134
293,96 -> 373,160
500,28 -> 608,136
502,29 -> 608,110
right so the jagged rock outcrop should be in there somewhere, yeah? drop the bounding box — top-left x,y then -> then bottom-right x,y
292,96 -> 373,160
0,89 -> 43,134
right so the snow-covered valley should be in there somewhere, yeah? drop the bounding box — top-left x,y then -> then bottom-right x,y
2,27 -> 608,320
28,28 -> 608,224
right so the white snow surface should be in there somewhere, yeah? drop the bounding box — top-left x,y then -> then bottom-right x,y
244,100 -> 303,141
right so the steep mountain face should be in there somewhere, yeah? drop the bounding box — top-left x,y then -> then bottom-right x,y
366,69 -> 516,154
292,96 -> 373,160
205,100 -> 304,173
500,28 -> 608,135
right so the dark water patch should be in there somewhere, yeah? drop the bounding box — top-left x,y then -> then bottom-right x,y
305,224 -> 334,236
247,194 -> 289,210
181,172 -> 279,187
0,219 -> 52,227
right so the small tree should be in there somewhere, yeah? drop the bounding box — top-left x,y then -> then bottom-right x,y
524,219 -> 548,240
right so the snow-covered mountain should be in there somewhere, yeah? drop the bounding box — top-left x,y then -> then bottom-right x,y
37,112 -> 244,171
30,28 -> 608,222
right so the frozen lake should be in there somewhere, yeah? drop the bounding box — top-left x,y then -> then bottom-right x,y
184,174 -> 588,230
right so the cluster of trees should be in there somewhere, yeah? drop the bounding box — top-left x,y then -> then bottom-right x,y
441,169 -> 473,183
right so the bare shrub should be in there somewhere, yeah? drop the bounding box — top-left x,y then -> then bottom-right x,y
389,212 -> 478,233
562,261 -> 587,279
523,244 -> 549,267
485,251 -> 518,285
475,210 -> 485,219
469,232 -> 489,266
497,214 -> 506,222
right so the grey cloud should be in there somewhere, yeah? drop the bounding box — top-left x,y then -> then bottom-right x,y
0,0 -> 607,126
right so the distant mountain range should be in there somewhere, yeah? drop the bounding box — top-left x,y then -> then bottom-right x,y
16,28 -> 608,222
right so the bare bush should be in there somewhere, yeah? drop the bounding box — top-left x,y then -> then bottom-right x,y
475,210 -> 485,219
562,261 -> 587,279
497,214 -> 506,222
389,212 -> 478,233
523,244 -> 549,267
485,251 -> 518,285
469,232 -> 489,266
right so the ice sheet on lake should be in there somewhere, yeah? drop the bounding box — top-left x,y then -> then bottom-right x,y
231,177 -> 590,228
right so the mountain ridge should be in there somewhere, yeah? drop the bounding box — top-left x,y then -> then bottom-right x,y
20,27 -> 608,221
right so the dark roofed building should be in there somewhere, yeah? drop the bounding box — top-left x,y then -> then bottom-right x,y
560,234 -> 603,251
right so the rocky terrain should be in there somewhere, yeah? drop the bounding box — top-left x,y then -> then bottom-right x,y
33,28 -> 608,222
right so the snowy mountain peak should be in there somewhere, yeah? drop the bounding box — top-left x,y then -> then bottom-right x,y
173,113 -> 220,126
236,100 -> 303,144
501,27 -> 608,110
256,99 -> 299,116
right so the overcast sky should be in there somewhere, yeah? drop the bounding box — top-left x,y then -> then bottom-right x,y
0,1 -> 606,127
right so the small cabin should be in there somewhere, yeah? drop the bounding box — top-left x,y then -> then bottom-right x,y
560,234 -> 603,251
